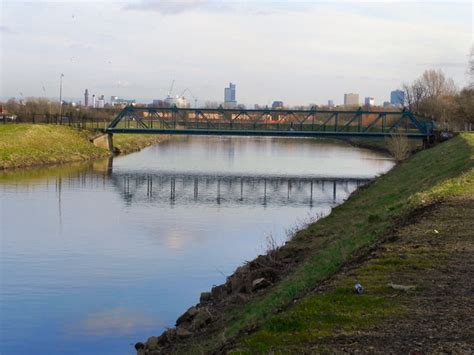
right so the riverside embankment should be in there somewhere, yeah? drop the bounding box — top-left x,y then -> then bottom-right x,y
0,124 -> 165,169
138,133 -> 474,354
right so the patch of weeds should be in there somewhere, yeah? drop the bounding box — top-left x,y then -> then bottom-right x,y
237,287 -> 401,352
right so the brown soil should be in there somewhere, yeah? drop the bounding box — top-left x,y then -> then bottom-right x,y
310,197 -> 474,354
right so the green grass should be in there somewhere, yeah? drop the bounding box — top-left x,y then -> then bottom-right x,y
0,124 -> 167,169
233,239 -> 440,353
112,134 -> 165,154
183,134 -> 474,353
0,124 -> 108,169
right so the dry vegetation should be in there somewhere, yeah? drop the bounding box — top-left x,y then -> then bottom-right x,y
403,67 -> 474,131
386,132 -> 411,162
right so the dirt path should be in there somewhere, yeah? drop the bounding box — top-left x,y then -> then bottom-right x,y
283,197 -> 474,353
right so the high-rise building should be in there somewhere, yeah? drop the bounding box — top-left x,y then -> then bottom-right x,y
390,89 -> 405,107
224,83 -> 237,108
328,100 -> 335,108
84,89 -> 89,107
272,101 -> 284,109
97,95 -> 105,109
92,94 -> 96,108
364,97 -> 375,106
344,93 -> 359,106
383,101 -> 392,108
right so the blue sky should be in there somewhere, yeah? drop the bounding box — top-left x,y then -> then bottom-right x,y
0,1 -> 472,106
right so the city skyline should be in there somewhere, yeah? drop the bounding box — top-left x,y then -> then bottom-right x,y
1,1 -> 472,106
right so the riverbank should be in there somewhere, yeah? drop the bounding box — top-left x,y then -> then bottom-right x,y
137,133 -> 473,354
0,124 -> 165,170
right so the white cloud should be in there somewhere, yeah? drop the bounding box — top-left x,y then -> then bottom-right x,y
68,307 -> 162,336
1,1 -> 472,105
0,25 -> 14,34
125,0 -> 213,14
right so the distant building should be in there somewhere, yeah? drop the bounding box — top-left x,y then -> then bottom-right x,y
224,83 -> 237,109
344,93 -> 359,106
272,101 -> 284,109
383,101 -> 392,108
328,100 -> 335,108
390,89 -> 405,107
164,96 -> 189,108
111,96 -> 136,108
92,94 -> 96,108
84,89 -> 89,107
150,99 -> 165,108
364,97 -> 375,106
97,95 -> 105,109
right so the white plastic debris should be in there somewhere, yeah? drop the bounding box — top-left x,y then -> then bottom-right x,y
354,283 -> 364,294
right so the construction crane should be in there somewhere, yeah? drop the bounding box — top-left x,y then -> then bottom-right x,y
179,88 -> 198,108
167,80 -> 175,99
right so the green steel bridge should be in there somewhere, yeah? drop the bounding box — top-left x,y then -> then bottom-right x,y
105,106 -> 435,140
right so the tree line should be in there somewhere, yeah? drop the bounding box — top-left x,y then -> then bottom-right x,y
1,98 -> 119,122
402,47 -> 474,131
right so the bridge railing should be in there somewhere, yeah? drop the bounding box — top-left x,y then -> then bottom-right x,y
106,106 -> 435,137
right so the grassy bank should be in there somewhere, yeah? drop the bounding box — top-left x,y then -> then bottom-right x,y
228,133 -> 473,352
149,133 -> 473,354
112,134 -> 164,155
0,124 -> 165,169
234,196 -> 474,352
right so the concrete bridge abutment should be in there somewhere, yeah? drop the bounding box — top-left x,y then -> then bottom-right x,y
92,133 -> 114,153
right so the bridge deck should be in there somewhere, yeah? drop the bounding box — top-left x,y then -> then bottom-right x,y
106,127 -> 429,139
106,106 -> 435,139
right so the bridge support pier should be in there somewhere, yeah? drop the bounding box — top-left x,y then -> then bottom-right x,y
92,133 -> 114,153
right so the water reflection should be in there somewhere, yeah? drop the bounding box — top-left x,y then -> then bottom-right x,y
0,137 -> 394,355
111,172 -> 367,207
2,156 -> 371,211
67,308 -> 162,337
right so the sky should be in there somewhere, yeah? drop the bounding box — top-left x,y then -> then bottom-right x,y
0,0 -> 473,106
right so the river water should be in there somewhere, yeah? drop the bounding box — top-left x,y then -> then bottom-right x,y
0,136 -> 394,354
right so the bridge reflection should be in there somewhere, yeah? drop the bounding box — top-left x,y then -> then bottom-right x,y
109,171 -> 369,207
0,158 -> 371,209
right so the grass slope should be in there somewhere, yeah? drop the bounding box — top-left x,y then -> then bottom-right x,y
235,197 -> 474,353
0,124 -> 166,169
176,134 -> 473,353
0,124 -> 107,169
113,134 -> 164,154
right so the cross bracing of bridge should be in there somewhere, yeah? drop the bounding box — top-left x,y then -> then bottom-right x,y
106,106 -> 435,139
108,172 -> 369,207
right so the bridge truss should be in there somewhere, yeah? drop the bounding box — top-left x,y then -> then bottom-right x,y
106,106 -> 434,139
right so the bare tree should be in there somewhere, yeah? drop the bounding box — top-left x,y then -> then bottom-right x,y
402,69 -> 457,125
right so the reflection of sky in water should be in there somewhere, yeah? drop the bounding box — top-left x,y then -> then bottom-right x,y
67,308 -> 161,337
113,136 -> 393,178
0,137 -> 394,355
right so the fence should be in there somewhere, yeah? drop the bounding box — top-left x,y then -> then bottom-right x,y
0,112 -> 114,130
1,112 -> 473,133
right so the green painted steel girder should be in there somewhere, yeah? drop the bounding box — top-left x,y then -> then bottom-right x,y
107,106 -> 435,139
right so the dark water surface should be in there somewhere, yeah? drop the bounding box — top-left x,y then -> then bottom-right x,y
0,136 -> 394,354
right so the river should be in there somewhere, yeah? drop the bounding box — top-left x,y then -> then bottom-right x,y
0,136 -> 394,354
